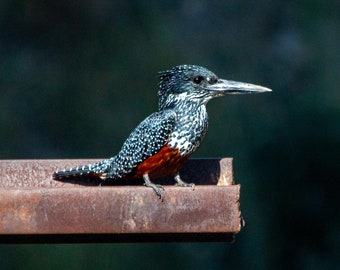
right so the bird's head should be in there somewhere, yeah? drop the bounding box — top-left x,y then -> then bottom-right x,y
158,65 -> 271,110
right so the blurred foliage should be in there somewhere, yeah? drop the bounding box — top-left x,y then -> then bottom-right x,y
0,0 -> 339,269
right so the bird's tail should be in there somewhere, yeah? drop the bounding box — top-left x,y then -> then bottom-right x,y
53,158 -> 113,180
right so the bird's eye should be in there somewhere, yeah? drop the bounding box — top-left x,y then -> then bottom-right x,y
193,76 -> 204,84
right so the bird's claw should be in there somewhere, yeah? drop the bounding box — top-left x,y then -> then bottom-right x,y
175,181 -> 195,190
144,183 -> 164,201
153,185 -> 165,201
174,174 -> 195,190
143,174 -> 165,201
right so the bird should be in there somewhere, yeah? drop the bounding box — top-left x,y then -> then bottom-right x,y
53,64 -> 271,200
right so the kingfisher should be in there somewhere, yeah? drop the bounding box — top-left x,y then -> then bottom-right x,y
53,65 -> 271,200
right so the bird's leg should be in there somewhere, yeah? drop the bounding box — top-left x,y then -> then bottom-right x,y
174,173 -> 195,190
143,174 -> 165,200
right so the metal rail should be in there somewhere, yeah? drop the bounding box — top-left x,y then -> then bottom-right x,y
0,158 -> 241,243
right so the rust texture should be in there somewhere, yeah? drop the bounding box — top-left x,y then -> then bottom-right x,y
0,158 -> 233,188
0,185 -> 240,234
0,158 -> 241,242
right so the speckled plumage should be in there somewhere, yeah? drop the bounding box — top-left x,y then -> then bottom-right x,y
54,109 -> 177,179
53,64 -> 271,199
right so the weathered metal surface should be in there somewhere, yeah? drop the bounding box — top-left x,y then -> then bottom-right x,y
0,158 -> 241,243
0,158 -> 233,188
0,185 -> 240,234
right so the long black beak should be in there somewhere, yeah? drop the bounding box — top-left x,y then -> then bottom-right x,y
204,79 -> 271,95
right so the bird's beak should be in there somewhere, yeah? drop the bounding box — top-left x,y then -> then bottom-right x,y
204,79 -> 272,95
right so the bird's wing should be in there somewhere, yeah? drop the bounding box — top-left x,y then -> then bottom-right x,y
105,109 -> 177,179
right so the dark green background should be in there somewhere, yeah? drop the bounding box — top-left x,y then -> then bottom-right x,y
1,1 -> 338,269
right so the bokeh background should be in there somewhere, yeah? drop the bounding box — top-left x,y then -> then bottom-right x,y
0,1 -> 339,269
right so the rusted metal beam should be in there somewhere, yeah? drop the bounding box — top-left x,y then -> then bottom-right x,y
0,158 -> 234,188
0,158 -> 241,243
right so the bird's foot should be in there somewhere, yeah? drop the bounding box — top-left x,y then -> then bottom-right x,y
143,174 -> 165,201
174,174 -> 195,190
